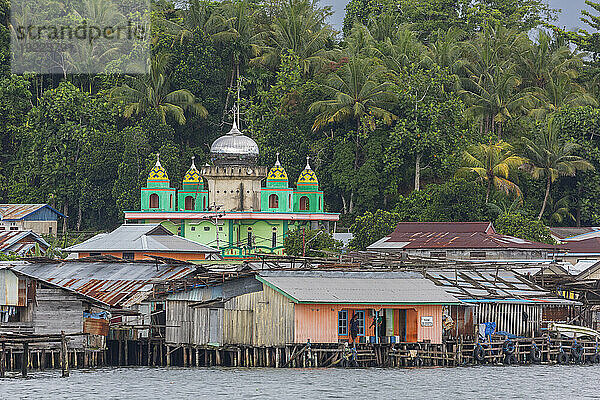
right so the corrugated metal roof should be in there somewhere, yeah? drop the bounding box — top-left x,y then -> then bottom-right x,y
560,237 -> 600,254
66,224 -> 219,254
0,230 -> 50,255
549,227 -> 598,240
13,261 -> 197,307
257,271 -> 461,304
368,231 -> 556,251
0,204 -> 65,220
424,269 -> 575,305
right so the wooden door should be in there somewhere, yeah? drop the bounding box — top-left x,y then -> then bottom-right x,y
406,309 -> 418,343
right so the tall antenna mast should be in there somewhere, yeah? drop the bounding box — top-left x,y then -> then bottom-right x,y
236,66 -> 241,129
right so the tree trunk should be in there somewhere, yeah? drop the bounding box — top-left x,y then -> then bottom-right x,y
77,200 -> 82,231
485,180 -> 491,203
341,195 -> 347,214
414,153 -> 421,191
576,184 -> 582,227
538,176 -> 551,220
62,201 -> 68,234
497,122 -> 502,141
354,119 -> 361,170
348,190 -> 354,214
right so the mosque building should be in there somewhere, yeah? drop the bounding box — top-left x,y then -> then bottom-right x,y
124,121 -> 339,259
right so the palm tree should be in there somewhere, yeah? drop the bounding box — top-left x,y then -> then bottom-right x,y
517,31 -> 581,90
521,119 -> 594,220
423,27 -> 465,74
374,26 -> 424,75
159,0 -> 227,45
309,55 -> 396,212
112,53 -> 208,125
529,74 -> 597,118
459,25 -> 531,139
212,0 -> 263,125
253,0 -> 336,77
517,30 -> 596,118
455,141 -> 525,203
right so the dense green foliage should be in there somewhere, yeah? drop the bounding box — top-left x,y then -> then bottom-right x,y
494,213 -> 554,244
0,0 -> 599,246
284,228 -> 342,256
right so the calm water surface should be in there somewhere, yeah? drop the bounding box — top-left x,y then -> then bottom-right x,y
0,365 -> 599,399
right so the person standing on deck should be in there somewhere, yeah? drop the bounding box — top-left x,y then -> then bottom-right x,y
349,313 -> 359,344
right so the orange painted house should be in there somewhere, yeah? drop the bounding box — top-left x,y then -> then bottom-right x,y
257,273 -> 460,345
66,224 -> 220,262
164,271 -> 461,347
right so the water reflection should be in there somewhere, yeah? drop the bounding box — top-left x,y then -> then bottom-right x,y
0,365 -> 598,399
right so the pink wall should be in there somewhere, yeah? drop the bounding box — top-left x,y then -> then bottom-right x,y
295,304 -> 338,343
415,305 -> 443,343
294,304 -> 444,344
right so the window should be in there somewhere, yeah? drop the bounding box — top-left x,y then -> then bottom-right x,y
319,197 -> 321,210
184,196 -> 195,211
203,197 -> 206,210
170,194 -> 173,209
299,196 -> 310,211
9,227 -> 18,231
89,252 -> 101,257
218,227 -> 223,231
191,226 -> 196,231
268,194 -> 279,208
354,310 -> 365,336
247,227 -> 253,247
430,251 -> 446,258
48,226 -> 52,234
289,194 -> 292,207
0,227 -> 4,230
272,228 -> 277,248
338,310 -> 348,335
122,252 -> 135,260
470,251 -> 487,259
204,226 -> 210,231
149,193 -> 159,209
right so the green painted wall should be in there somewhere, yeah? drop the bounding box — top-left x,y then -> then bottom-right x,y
260,188 -> 293,212
141,187 -> 177,211
293,190 -> 324,212
177,190 -> 209,211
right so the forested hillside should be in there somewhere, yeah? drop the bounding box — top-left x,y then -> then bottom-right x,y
1,0 -> 599,247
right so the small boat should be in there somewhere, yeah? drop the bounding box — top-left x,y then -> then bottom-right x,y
548,323 -> 600,339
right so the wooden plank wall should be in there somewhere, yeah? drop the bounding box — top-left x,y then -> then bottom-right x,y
166,300 -> 193,345
224,285 -> 294,346
32,287 -> 87,348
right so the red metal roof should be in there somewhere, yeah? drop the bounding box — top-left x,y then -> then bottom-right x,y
392,222 -> 495,234
560,238 -> 600,254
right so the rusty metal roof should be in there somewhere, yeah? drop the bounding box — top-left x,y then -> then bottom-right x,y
0,204 -> 65,220
0,230 -> 50,255
369,231 -> 556,251
13,261 -> 196,307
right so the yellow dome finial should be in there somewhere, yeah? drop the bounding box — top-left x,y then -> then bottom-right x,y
297,155 -> 318,185
267,152 -> 288,182
183,156 -> 200,183
148,152 -> 169,181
